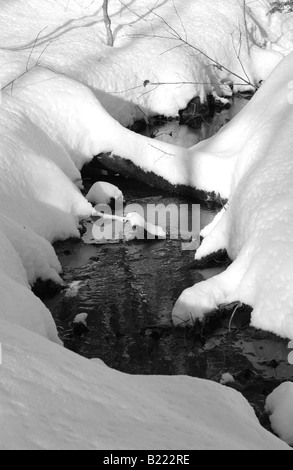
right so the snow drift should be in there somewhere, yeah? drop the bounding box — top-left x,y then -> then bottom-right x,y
0,0 -> 291,126
266,382 -> 293,446
0,320 -> 289,450
173,51 -> 293,340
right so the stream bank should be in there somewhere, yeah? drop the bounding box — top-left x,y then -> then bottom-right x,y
44,96 -> 293,433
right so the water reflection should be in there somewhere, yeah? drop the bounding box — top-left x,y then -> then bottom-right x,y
142,97 -> 248,148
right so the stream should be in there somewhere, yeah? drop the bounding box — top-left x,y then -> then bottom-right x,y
44,96 -> 293,431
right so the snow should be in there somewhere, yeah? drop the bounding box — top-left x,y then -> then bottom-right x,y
220,373 -> 235,385
0,102 -> 94,243
126,212 -> 166,239
0,72 -> 96,346
266,382 -> 293,445
173,51 -> 293,340
0,320 -> 289,450
0,0 -> 292,450
0,0 -> 291,126
289,341 -> 293,365
86,182 -> 123,205
73,313 -> 88,325
0,212 -> 63,286
65,281 -> 83,298
0,275 -> 60,344
0,228 -> 28,289
0,1 -> 290,200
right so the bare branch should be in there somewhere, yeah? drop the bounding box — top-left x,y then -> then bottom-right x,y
231,29 -> 251,85
129,6 -> 257,90
103,0 -> 114,46
172,0 -> 188,43
26,26 -> 48,71
148,142 -> 175,163
1,33 -> 54,93
108,78 -> 244,96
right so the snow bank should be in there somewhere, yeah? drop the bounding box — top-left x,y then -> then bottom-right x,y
0,213 -> 62,286
0,320 -> 289,450
0,0 -> 291,126
173,51 -> 293,340
0,229 -> 28,289
0,102 -> 93,243
0,73 -> 95,343
1,64 -> 219,198
0,277 -> 60,344
0,0 -> 290,200
266,382 -> 293,445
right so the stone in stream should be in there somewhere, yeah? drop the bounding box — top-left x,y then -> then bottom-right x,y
72,313 -> 89,337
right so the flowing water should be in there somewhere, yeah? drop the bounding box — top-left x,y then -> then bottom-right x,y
44,96 -> 293,428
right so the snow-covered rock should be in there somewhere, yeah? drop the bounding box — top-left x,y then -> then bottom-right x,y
173,51 -> 293,340
266,382 -> 293,446
73,313 -> 88,325
0,320 -> 289,450
220,373 -> 235,386
126,212 -> 166,239
86,182 -> 123,205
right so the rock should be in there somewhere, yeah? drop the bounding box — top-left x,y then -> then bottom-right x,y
72,313 -> 89,337
179,95 -> 215,128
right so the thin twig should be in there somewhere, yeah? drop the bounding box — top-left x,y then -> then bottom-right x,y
228,302 -> 242,332
102,0 -> 114,46
1,31 -> 54,92
172,0 -> 188,42
130,6 -> 257,90
26,26 -> 48,71
231,29 -> 251,84
148,142 -> 175,163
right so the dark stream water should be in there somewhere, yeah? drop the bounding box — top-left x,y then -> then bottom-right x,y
45,96 -> 293,430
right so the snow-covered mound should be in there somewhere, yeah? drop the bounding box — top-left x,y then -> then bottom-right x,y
86,182 -> 123,205
0,103 -> 93,243
0,212 -> 63,286
0,320 -> 289,450
0,0 -> 291,126
0,228 -> 55,339
0,272 -> 60,344
0,0 -> 291,201
0,63 -> 224,200
266,382 -> 293,446
0,86 -> 94,342
173,52 -> 293,340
